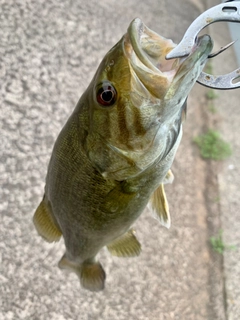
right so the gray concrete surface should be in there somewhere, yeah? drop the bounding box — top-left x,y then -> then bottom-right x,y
0,0 -> 239,319
209,0 -> 240,318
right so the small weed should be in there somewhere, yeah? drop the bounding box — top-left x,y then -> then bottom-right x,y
208,103 -> 217,114
194,129 -> 232,160
206,89 -> 218,100
210,230 -> 237,254
214,196 -> 220,203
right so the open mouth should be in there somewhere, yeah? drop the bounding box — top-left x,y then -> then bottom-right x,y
124,18 -> 212,81
123,18 -> 213,99
124,18 -> 181,80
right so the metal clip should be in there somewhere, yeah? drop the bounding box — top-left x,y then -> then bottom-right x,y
166,1 -> 240,90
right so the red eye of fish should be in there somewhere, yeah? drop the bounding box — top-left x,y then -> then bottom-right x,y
97,83 -> 117,107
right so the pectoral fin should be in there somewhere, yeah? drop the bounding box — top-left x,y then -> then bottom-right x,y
33,196 -> 62,242
149,184 -> 171,229
107,229 -> 141,257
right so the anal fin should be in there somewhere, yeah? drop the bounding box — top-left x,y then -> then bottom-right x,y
58,255 -> 106,292
107,229 -> 141,257
149,184 -> 171,229
33,196 -> 62,242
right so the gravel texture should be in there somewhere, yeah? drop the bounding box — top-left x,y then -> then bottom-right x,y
1,0 -> 239,319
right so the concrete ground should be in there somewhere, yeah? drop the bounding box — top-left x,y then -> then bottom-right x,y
0,0 -> 239,319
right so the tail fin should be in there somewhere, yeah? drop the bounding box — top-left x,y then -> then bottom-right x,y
33,196 -> 62,242
58,255 -> 106,292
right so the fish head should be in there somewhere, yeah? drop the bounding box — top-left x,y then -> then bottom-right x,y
123,18 -> 213,117
83,18 -> 213,179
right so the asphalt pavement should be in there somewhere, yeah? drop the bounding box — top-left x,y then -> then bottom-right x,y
1,0 -> 240,319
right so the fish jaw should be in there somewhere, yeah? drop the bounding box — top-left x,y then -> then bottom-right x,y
124,18 -> 213,104
124,18 -> 179,99
164,34 -> 213,104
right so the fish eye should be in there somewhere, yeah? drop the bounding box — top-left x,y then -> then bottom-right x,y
96,82 -> 117,107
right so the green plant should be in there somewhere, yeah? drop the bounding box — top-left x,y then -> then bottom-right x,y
206,89 -> 218,100
210,230 -> 237,254
208,103 -> 217,114
194,129 -> 232,160
214,196 -> 220,203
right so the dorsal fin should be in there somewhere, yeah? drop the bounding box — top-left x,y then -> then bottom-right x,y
148,184 -> 171,228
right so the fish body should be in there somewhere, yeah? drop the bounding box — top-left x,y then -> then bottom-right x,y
34,19 -> 213,291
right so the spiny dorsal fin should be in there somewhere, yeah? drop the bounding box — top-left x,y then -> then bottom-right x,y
33,196 -> 62,242
149,184 -> 171,229
107,229 -> 141,257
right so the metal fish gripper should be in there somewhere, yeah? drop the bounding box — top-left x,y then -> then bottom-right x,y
166,0 -> 240,90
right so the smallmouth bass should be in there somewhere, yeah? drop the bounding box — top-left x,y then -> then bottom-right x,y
33,18 -> 213,291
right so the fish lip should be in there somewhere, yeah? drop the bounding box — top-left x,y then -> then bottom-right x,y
125,18 -> 178,78
174,34 -> 213,75
191,34 -> 212,54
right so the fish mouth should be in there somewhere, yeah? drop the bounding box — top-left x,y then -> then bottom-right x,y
124,18 -> 213,98
125,18 -> 178,77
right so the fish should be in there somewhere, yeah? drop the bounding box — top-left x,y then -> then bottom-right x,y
33,18 -> 213,291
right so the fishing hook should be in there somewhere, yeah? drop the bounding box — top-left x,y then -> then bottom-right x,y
166,1 -> 240,90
